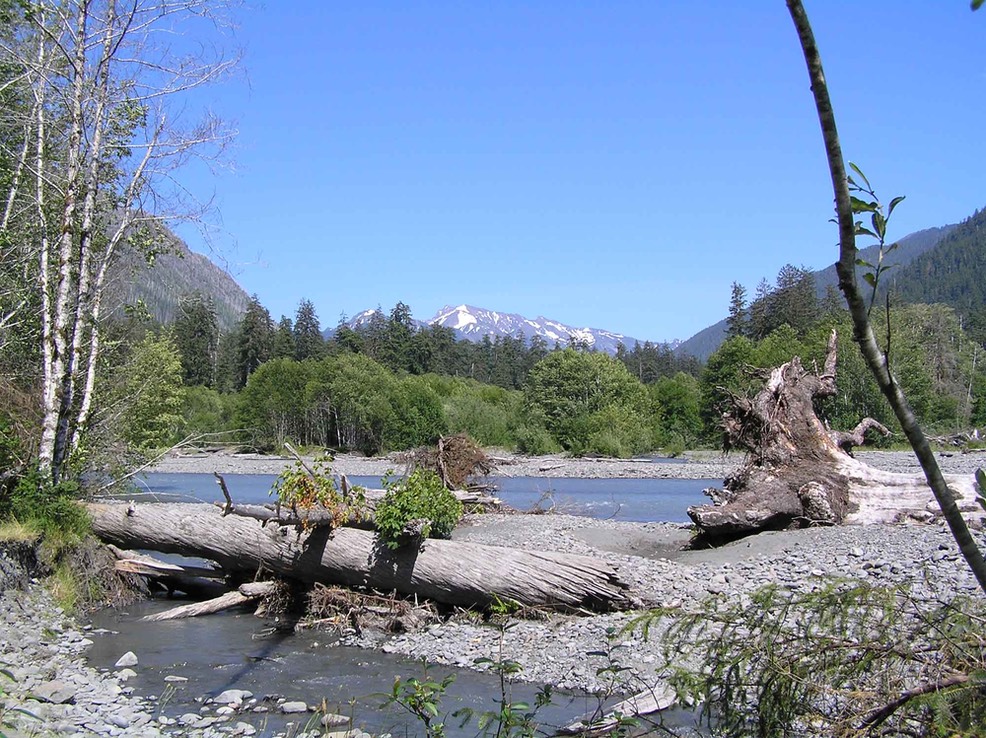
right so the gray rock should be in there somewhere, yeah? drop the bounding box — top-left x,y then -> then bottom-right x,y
321,712 -> 350,727
114,651 -> 138,668
280,700 -> 308,713
214,689 -> 253,705
33,679 -> 77,704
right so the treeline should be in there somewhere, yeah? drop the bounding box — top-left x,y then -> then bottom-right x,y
713,264 -> 986,440
115,271 -> 986,461
132,296 -> 702,457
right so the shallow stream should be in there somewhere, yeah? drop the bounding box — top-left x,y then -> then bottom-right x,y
87,474 -> 714,735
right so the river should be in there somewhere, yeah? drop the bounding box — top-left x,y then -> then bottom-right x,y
130,472 -> 716,523
86,473 -> 714,736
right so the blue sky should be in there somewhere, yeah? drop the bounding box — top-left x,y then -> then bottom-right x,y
175,2 -> 985,344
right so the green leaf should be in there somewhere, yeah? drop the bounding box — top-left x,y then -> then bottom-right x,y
872,211 -> 886,241
973,0 -> 984,10
975,468 -> 986,493
855,258 -> 874,269
854,224 -> 877,239
863,273 -> 877,288
848,162 -> 871,190
850,196 -> 878,213
887,195 -> 906,216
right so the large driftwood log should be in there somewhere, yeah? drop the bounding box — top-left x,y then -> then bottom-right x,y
691,330 -> 983,540
215,485 -> 501,529
87,503 -> 632,612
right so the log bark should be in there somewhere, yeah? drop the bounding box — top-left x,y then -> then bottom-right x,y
690,330 -> 983,541
109,546 -> 227,599
87,503 -> 632,612
558,685 -> 675,736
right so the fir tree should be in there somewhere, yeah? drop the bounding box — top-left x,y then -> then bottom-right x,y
294,298 -> 325,360
726,282 -> 750,339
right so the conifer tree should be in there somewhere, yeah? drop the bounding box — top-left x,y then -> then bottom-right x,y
236,296 -> 273,389
726,282 -> 750,339
294,298 -> 325,361
272,317 -> 294,359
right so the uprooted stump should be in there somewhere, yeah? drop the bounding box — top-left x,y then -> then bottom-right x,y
87,502 -> 633,612
690,329 -> 982,541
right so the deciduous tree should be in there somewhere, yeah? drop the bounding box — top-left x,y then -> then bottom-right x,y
0,0 -> 239,482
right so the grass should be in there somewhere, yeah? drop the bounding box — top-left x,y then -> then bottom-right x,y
0,520 -> 40,543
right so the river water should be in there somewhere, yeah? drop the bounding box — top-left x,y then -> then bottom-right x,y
130,473 -> 716,524
87,473 -> 715,735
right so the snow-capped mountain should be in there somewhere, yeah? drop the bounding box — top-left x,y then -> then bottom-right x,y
334,304 -> 667,355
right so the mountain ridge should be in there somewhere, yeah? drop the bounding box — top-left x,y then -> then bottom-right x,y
675,221 -> 961,361
333,303 -> 673,356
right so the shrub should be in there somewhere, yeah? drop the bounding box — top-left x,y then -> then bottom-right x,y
1,470 -> 89,540
375,470 -> 463,549
515,423 -> 560,456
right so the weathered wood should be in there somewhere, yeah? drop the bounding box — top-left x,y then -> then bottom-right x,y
557,686 -> 676,736
88,503 -> 632,612
690,330 -> 983,540
214,487 -> 501,529
141,582 -> 276,622
108,545 -> 227,598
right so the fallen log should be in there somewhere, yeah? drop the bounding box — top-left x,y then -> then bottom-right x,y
691,330 -> 983,541
87,503 -> 632,612
215,486 -> 501,529
108,546 -> 227,598
142,582 -> 277,622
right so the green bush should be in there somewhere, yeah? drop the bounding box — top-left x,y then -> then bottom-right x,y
1,470 -> 90,539
514,422 -> 561,456
375,469 -> 463,549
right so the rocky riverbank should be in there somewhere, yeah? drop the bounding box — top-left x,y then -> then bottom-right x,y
146,448 -> 742,481
0,543 -> 373,738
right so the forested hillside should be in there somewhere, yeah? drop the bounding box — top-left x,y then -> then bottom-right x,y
108,233 -> 251,333
677,222 -> 956,360
887,207 -> 986,341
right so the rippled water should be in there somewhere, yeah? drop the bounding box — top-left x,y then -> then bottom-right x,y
87,601 -> 601,736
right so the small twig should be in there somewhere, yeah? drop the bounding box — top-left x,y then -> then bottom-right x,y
283,441 -> 319,478
214,472 -> 233,515
859,672 -> 971,731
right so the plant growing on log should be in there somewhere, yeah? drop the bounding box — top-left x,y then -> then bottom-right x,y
375,469 -> 463,549
270,455 -> 365,531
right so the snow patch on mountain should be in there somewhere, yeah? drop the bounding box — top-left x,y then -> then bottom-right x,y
332,304 -> 674,355
425,304 -> 662,355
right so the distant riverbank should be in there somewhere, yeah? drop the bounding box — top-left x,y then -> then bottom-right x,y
149,446 -> 986,482
149,448 -> 742,480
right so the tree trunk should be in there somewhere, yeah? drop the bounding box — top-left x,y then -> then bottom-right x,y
690,330 -> 983,541
87,503 -> 632,612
